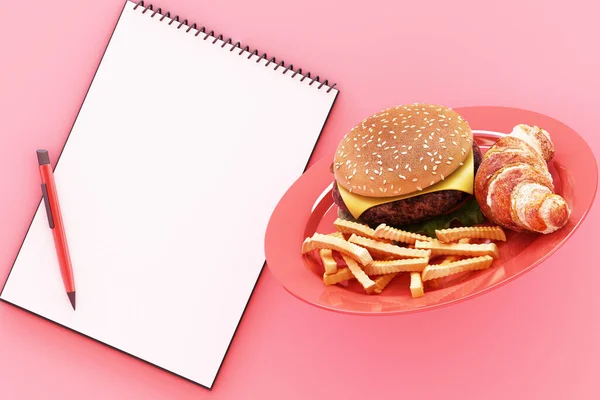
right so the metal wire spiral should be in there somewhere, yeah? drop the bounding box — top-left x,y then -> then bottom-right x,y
133,1 -> 337,92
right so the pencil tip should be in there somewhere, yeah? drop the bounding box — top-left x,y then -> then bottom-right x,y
67,291 -> 76,310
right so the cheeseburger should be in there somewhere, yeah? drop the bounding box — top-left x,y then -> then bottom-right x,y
331,104 -> 483,235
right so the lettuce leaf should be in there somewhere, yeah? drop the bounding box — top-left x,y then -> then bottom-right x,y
396,197 -> 485,238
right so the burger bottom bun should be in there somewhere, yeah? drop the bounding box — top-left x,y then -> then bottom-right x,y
332,142 -> 483,228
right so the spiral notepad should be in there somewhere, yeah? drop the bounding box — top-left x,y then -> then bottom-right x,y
0,0 -> 337,389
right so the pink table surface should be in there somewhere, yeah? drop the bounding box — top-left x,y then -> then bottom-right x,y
1,0 -> 599,398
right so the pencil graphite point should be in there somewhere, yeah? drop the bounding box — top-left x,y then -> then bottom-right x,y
67,291 -> 76,310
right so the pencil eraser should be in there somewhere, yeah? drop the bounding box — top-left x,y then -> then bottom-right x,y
36,150 -> 50,165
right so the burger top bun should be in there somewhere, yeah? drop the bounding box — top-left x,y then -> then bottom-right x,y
333,103 -> 473,198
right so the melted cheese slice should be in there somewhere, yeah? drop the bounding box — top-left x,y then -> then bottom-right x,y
338,150 -> 475,219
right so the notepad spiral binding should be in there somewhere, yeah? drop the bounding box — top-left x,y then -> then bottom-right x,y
133,1 -> 337,93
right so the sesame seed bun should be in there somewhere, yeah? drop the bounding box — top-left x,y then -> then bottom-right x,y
333,104 -> 473,198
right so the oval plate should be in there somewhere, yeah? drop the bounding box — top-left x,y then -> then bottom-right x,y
264,106 -> 598,315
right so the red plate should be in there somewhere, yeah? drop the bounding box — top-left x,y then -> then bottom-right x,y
264,106 -> 598,315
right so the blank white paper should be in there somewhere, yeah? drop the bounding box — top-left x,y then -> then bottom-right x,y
1,0 -> 337,389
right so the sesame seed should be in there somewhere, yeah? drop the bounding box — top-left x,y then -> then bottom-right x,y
388,168 -> 394,172
433,165 -> 438,171
412,178 -> 418,182
408,146 -> 413,150
401,151 -> 407,155
441,175 -> 445,180
416,186 -> 423,191
399,175 -> 406,180
405,164 -> 409,169
383,179 -> 387,184
459,162 -> 464,166
439,137 -> 445,142
366,169 -> 369,174
424,165 -> 428,171
423,144 -> 429,148
370,176 -> 375,180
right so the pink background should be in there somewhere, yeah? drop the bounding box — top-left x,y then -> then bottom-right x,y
1,0 -> 598,398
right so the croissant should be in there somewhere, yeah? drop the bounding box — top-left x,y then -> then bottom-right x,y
474,124 -> 570,234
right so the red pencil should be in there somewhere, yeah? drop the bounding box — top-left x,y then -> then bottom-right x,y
37,150 -> 76,310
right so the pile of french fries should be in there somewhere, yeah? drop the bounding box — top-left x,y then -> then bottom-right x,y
301,219 -> 506,298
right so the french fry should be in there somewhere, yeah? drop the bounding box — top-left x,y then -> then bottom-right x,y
302,233 -> 373,265
435,226 -> 506,243
333,218 -> 377,239
323,267 -> 354,285
319,249 -> 338,275
373,273 -> 398,294
341,254 -> 376,292
348,234 -> 431,259
363,258 -> 429,275
421,255 -> 494,281
410,272 -> 424,298
425,255 -> 464,289
414,240 -> 500,259
441,255 -> 463,264
373,224 -> 434,244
